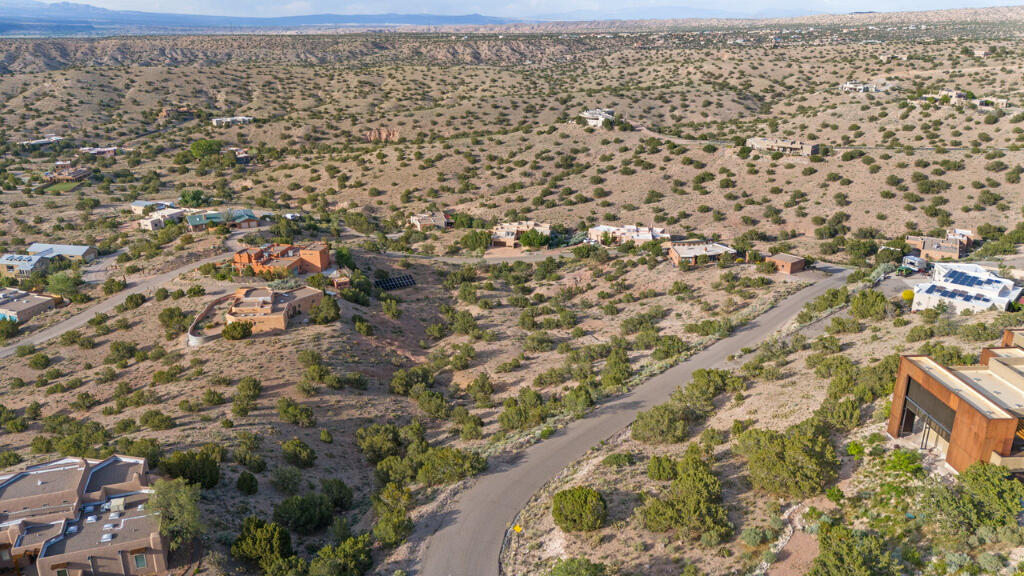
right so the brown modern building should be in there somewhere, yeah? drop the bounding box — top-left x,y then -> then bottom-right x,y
0,455 -> 168,576
887,330 -> 1024,472
0,288 -> 57,324
231,243 -> 330,276
224,286 -> 324,333
765,253 -> 806,275
906,230 -> 973,261
44,162 -> 91,183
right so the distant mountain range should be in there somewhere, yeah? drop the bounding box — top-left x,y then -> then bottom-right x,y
0,0 -> 823,36
0,0 -> 517,35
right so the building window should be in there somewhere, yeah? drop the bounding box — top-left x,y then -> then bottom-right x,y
0,549 -> 9,561
134,554 -> 147,569
56,570 -> 68,576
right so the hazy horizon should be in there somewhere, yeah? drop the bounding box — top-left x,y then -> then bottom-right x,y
19,0 -> 1024,19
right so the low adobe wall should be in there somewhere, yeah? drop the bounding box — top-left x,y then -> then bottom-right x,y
186,293 -> 234,348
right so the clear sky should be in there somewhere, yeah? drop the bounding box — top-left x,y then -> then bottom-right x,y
46,0 -> 1024,18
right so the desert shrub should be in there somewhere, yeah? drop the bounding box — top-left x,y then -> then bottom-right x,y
276,397 -> 315,427
320,478 -> 354,511
849,289 -> 891,320
222,321 -> 253,340
160,449 -> 220,489
809,523 -> 900,576
232,516 -> 292,571
632,403 -> 690,443
735,419 -> 838,498
271,466 -> 302,494
355,423 -> 403,464
273,493 -> 333,534
551,486 -> 606,532
549,558 -> 608,576
281,438 -> 316,468
647,456 -> 678,481
372,482 -> 413,547
414,446 -> 486,486
498,388 -> 550,431
638,444 -> 733,544
602,453 -> 635,467
139,410 -> 175,430
307,534 -> 373,576
237,471 -> 258,495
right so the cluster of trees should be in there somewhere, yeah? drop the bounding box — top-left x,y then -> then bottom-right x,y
639,443 -> 733,546
632,369 -> 745,444
232,516 -> 372,576
735,418 -> 838,498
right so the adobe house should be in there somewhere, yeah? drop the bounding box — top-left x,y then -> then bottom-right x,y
409,212 -> 452,232
0,455 -> 168,576
0,288 -> 57,324
223,286 -> 324,333
231,243 -> 330,275
490,221 -> 551,248
887,330 -> 1024,473
765,253 -> 806,275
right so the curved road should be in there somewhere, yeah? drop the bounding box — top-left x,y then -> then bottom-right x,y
0,237 -> 242,360
417,265 -> 851,576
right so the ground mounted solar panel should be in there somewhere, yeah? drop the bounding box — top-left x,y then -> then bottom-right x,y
375,275 -> 417,291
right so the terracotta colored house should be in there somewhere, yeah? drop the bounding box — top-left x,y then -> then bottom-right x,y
224,286 -> 324,333
765,253 -> 806,275
231,243 -> 330,275
887,329 -> 1024,473
0,455 -> 168,576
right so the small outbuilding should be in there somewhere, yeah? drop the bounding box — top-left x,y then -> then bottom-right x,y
765,253 -> 806,275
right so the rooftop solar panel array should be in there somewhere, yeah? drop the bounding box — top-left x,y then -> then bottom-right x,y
375,275 -> 416,291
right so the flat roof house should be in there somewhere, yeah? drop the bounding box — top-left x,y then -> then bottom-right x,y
138,208 -> 187,232
18,135 -> 64,148
409,212 -> 452,232
840,81 -> 880,93
211,116 -> 253,127
0,254 -> 50,279
27,244 -> 98,263
667,241 -> 736,267
887,332 -> 1024,473
912,263 -> 1021,314
0,288 -> 57,324
587,225 -> 670,245
579,109 -> 615,128
44,162 -> 91,184
765,253 -> 806,275
745,137 -> 819,156
914,238 -> 964,260
231,243 -> 330,275
224,286 -> 324,334
491,221 -> 552,248
0,455 -> 167,576
129,201 -> 174,216
185,209 -> 259,232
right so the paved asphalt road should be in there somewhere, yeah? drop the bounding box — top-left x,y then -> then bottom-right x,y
417,265 -> 851,576
0,237 -> 241,360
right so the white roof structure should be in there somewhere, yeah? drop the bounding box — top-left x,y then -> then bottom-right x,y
589,225 -> 670,243
27,244 -> 93,259
912,263 -> 1022,314
18,135 -> 64,147
670,242 -> 736,259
